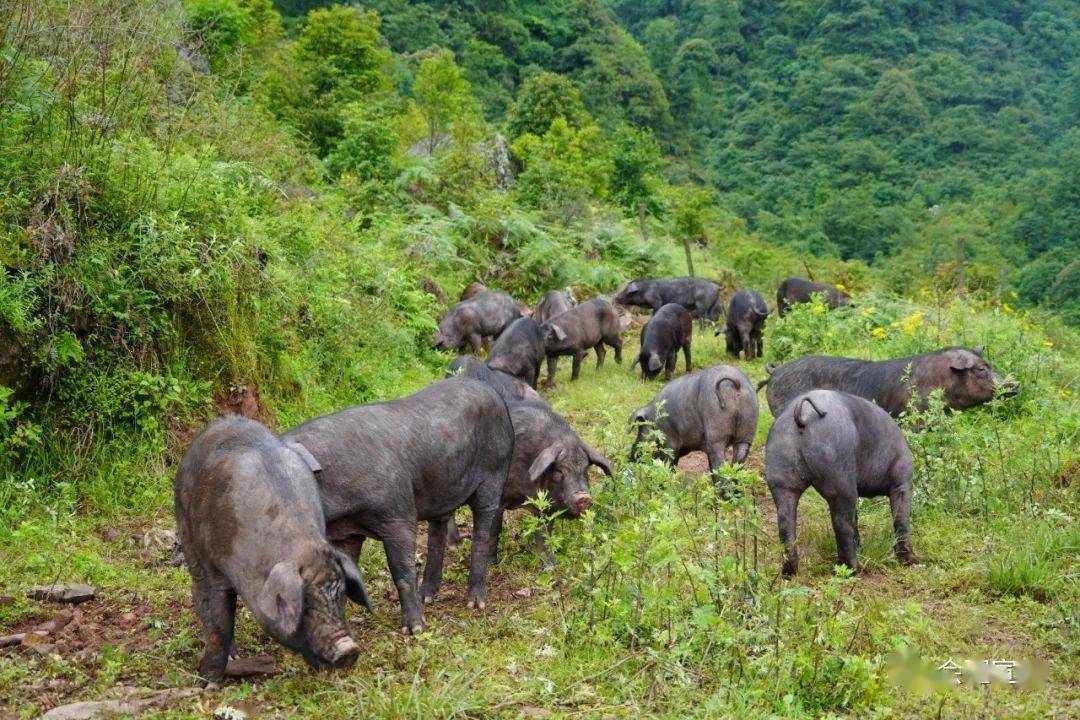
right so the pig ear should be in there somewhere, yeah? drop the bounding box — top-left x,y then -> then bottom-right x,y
285,442 -> 322,474
950,351 -> 977,372
973,344 -> 985,357
528,446 -> 561,483
584,445 -> 613,477
625,281 -> 639,293
259,561 -> 304,637
548,324 -> 567,342
647,355 -> 662,372
331,547 -> 371,611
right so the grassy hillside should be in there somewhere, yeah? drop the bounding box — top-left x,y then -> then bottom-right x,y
0,1 -> 1077,717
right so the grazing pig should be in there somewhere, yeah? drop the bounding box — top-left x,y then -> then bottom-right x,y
763,346 -> 1020,418
776,277 -> 851,317
765,390 -> 916,576
432,291 -> 524,353
541,298 -> 623,390
719,289 -> 768,360
534,290 -> 574,325
447,399 -> 613,565
446,355 -> 541,404
487,317 -> 545,388
282,378 -> 514,634
613,277 -> 722,323
632,303 -> 692,381
175,416 -> 367,686
630,365 -> 758,473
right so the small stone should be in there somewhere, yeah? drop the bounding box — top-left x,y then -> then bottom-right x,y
121,612 -> 137,624
224,655 -> 276,678
27,584 -> 97,604
0,596 -> 14,606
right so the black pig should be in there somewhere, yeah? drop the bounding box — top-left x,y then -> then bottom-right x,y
487,317 -> 545,388
763,346 -> 1019,418
446,355 -> 541,404
632,303 -> 692,381
432,291 -> 524,353
765,389 -> 916,576
776,277 -> 851,317
540,298 -> 623,390
630,365 -> 758,473
613,277 -> 722,323
719,289 -> 768,360
175,416 -> 368,686
534,290 -> 574,325
281,378 -> 514,634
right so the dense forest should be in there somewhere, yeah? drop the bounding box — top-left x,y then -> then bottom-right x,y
0,0 -> 1077,717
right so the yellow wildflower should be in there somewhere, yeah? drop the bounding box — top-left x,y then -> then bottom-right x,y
1043,340 -> 1053,349
871,327 -> 887,340
860,306 -> 876,318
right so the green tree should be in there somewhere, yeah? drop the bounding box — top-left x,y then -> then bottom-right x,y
413,48 -> 473,155
671,186 -> 713,276
507,72 -> 588,139
610,125 -> 662,241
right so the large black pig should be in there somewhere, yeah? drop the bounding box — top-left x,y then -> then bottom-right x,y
632,303 -> 692,381
487,317 -> 545,388
613,277 -> 722,323
175,416 -> 368,686
765,389 -> 916,576
763,346 -> 1019,418
719,289 -> 768,360
776,277 -> 851,317
281,378 -> 514,635
540,298 -> 623,389
630,365 -> 758,473
432,291 -> 524,353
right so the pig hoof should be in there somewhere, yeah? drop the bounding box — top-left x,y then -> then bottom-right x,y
401,626 -> 411,636
411,624 -> 424,635
423,595 -> 434,605
467,599 -> 486,610
205,681 -> 221,692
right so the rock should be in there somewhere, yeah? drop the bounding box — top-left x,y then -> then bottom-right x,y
42,688 -> 201,720
0,595 -> 15,606
29,642 -> 58,656
224,655 -> 276,678
50,610 -> 75,633
27,584 -> 97,604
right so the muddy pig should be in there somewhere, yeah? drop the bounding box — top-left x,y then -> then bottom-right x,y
762,346 -> 1019,418
432,291 -> 524,353
281,378 -> 513,634
765,389 -> 916,576
487,317 -> 545,389
776,277 -> 851,317
534,290 -> 574,325
540,298 -> 623,390
447,355 -> 541,404
613,277 -> 723,323
460,282 -> 487,301
632,303 -> 692,381
175,416 -> 368,686
719,289 -> 768,360
630,365 -> 758,473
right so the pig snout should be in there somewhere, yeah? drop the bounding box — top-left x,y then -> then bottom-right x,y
330,636 -> 359,668
569,492 -> 592,516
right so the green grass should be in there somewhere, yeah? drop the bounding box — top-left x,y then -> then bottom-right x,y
1,287 -> 1078,718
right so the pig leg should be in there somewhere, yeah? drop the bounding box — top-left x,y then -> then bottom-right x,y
192,566 -> 236,687
382,523 -> 425,634
533,518 -> 557,569
469,333 -> 484,354
664,351 -> 676,380
594,343 -> 606,370
889,481 -> 916,565
421,517 -> 450,604
610,335 -> 623,363
571,351 -> 584,380
545,355 -> 558,390
466,486 -> 502,610
682,340 -> 692,373
446,514 -> 463,547
825,492 -> 861,573
731,442 -> 751,464
770,485 -> 802,577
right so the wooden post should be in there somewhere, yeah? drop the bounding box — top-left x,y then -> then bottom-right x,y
802,259 -> 815,281
683,237 -> 696,277
955,236 -> 965,298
